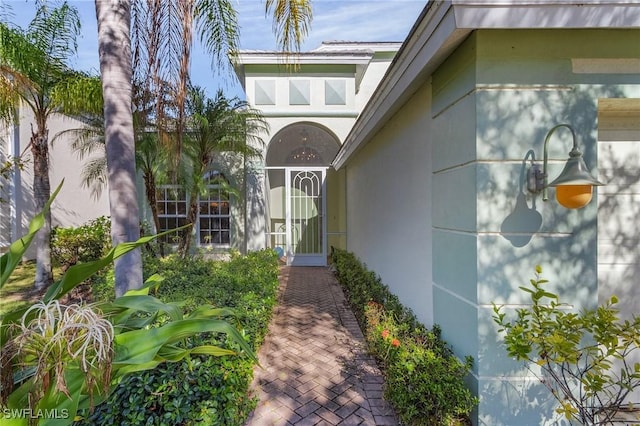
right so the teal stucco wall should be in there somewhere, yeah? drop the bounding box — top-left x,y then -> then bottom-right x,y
431,29 -> 640,425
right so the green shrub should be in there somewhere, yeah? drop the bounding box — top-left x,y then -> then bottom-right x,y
331,248 -> 478,425
80,349 -> 257,426
493,266 -> 640,425
51,216 -> 111,269
2,186 -> 253,425
77,249 -> 280,425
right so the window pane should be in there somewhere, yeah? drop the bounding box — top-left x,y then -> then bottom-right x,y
289,80 -> 310,105
221,231 -> 230,244
325,79 -> 346,105
255,80 -> 276,105
199,201 -> 209,216
220,202 -> 229,215
200,231 -> 211,245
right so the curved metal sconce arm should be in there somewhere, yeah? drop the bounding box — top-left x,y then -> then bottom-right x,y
542,124 -> 578,201
527,123 -> 604,208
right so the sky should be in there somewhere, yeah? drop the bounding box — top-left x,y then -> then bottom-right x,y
3,0 -> 426,99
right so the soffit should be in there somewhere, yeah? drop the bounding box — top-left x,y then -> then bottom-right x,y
332,0 -> 640,169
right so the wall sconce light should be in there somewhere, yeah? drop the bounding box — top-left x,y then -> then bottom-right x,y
527,124 -> 604,209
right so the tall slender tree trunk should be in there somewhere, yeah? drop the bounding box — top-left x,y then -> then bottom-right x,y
143,170 -> 164,256
95,0 -> 142,296
31,128 -> 53,290
178,197 -> 198,258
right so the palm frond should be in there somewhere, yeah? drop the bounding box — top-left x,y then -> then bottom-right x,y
53,125 -> 104,156
51,75 -> 103,117
0,71 -> 20,124
28,1 -> 80,67
0,2 -> 83,122
265,0 -> 312,54
80,156 -> 108,200
0,24 -> 42,108
195,0 -> 239,73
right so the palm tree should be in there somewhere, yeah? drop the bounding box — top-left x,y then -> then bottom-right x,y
95,0 -> 142,297
135,132 -> 169,255
96,0 -> 312,292
0,2 -> 101,289
177,88 -> 267,256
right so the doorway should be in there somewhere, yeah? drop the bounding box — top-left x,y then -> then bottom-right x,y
265,123 -> 340,266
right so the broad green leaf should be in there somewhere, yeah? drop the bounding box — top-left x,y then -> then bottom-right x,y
157,343 -> 235,361
113,318 -> 254,365
187,305 -> 238,319
124,273 -> 165,296
190,345 -> 237,356
108,295 -> 182,322
36,368 -> 84,426
110,360 -> 163,377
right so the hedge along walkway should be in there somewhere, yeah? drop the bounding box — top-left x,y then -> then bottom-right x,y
245,266 -> 399,426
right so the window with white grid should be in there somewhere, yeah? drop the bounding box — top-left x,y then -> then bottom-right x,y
157,185 -> 187,244
197,173 -> 231,246
156,172 -> 231,246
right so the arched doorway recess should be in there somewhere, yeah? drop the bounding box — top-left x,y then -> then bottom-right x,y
266,123 -> 340,265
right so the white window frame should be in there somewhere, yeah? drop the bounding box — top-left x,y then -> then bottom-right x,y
157,185 -> 188,245
156,172 -> 232,248
196,173 -> 231,247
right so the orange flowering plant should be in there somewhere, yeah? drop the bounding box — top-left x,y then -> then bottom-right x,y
365,303 -> 402,361
333,248 -> 477,425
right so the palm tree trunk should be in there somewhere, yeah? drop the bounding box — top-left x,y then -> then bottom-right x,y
96,0 -> 143,296
143,170 -> 164,256
31,128 -> 53,290
179,197 -> 198,258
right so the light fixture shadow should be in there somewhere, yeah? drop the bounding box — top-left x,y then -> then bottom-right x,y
501,150 -> 543,248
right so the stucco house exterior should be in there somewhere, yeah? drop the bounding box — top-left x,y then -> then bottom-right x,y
235,41 -> 401,263
3,0 -> 638,423
236,1 -> 639,424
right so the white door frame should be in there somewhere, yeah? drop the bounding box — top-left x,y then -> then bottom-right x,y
284,167 -> 327,266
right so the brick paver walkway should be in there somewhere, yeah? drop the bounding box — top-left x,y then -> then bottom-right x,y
245,266 -> 398,426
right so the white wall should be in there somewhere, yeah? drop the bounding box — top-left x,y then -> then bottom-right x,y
45,114 -> 110,227
597,98 -> 640,320
345,82 -> 434,327
4,108 -> 110,254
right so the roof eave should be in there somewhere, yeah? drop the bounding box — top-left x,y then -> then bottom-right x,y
332,0 -> 640,170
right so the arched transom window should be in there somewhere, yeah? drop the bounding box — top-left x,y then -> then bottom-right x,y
266,123 -> 340,167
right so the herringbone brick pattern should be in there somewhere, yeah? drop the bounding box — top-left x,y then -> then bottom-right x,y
245,267 -> 398,426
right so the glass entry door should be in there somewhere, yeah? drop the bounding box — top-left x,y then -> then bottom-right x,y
286,168 -> 326,266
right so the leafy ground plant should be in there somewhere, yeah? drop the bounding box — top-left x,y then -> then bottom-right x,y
79,250 -> 279,426
0,184 -> 255,426
493,266 -> 640,425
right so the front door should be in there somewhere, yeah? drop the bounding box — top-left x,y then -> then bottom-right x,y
286,167 -> 326,266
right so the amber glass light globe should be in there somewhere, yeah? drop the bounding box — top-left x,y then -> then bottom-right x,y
555,185 -> 593,209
